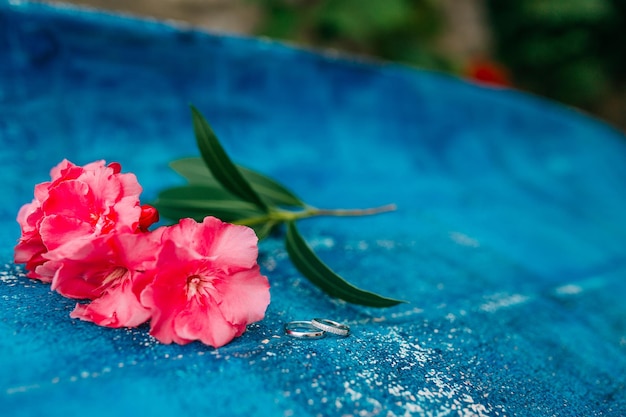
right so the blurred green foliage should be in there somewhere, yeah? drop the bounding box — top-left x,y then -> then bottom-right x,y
253,0 -> 625,124
486,0 -> 626,110
254,0 -> 452,71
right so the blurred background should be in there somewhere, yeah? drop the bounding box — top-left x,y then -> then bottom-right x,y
52,0 -> 626,131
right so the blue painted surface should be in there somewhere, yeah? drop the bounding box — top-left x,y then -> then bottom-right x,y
1,2 -> 626,416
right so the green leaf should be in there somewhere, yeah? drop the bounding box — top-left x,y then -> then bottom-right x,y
239,166 -> 305,208
190,106 -> 268,211
285,221 -> 404,307
251,220 -> 279,240
154,185 -> 266,223
169,158 -> 221,185
158,183 -> 235,201
170,157 -> 305,208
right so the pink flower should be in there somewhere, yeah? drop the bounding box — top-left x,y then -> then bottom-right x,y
14,159 -> 158,281
139,217 -> 270,347
56,231 -> 163,327
15,160 -> 271,347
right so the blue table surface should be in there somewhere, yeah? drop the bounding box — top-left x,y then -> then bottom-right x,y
1,1 -> 625,416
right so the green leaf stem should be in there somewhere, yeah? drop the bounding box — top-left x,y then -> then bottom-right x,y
158,106 -> 400,308
285,221 -> 404,307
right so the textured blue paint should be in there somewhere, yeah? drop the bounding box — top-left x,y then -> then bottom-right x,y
1,2 -> 625,416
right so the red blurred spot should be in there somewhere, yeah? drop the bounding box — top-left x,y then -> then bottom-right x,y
465,59 -> 511,87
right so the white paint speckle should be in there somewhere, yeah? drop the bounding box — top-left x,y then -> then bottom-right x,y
554,284 -> 582,296
449,232 -> 480,248
480,293 -> 529,312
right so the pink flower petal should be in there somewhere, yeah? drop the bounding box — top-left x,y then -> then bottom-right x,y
139,241 -> 193,344
81,160 -> 107,172
214,266 -> 270,326
205,218 -> 259,270
173,301 -> 242,348
70,274 -> 151,328
16,200 -> 40,233
78,167 -> 123,205
42,180 -> 94,222
163,217 -> 259,268
39,215 -> 94,254
34,159 -> 84,202
50,261 -> 102,299
116,172 -> 143,199
110,196 -> 143,233
14,234 -> 45,266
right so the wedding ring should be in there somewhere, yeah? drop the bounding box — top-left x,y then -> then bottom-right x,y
310,318 -> 350,337
284,321 -> 325,339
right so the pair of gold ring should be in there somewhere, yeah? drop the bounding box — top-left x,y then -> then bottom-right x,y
284,318 -> 350,339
